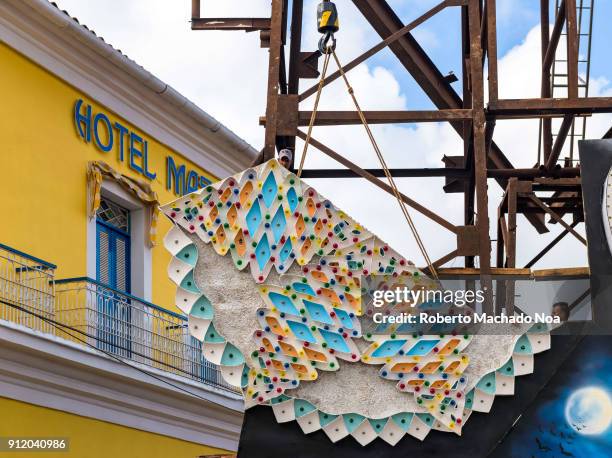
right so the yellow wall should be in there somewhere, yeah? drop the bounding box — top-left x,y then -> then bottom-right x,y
0,43 -> 217,312
0,397 -> 229,458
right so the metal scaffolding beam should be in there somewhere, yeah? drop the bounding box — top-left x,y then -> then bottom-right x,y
189,0 -> 611,281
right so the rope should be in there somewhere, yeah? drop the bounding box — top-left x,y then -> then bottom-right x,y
295,39 -> 438,279
297,50 -> 332,177
329,49 -> 439,280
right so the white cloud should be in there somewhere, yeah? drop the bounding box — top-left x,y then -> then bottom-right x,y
55,0 -> 271,147
52,1 -> 611,269
489,24 -> 612,269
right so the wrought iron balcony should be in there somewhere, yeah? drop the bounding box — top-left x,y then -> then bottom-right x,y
0,242 -> 56,334
0,243 -> 235,393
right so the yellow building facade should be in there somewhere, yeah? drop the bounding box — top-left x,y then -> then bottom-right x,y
0,0 -> 255,456
1,42 -> 217,310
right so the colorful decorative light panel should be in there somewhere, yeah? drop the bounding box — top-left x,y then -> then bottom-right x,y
162,159 -> 550,446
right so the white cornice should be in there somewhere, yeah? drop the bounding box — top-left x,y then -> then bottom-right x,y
0,320 -> 244,451
0,0 -> 259,179
603,167 -> 612,254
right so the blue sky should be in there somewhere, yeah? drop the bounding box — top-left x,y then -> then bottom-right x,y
360,0 -> 612,110
53,0 -> 612,140
53,0 -> 611,268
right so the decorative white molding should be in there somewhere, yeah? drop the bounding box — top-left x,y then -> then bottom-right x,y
0,0 -> 259,180
0,320 -> 244,451
603,167 -> 612,255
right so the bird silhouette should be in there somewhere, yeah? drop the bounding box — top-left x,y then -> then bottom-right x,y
559,443 -> 574,457
535,437 -> 552,452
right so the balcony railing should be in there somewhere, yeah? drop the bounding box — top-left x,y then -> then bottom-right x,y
0,244 -> 235,394
0,243 -> 56,334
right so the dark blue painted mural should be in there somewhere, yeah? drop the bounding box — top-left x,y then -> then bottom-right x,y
496,337 -> 612,458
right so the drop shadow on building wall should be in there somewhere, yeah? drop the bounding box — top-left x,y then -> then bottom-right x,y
237,335 -> 586,458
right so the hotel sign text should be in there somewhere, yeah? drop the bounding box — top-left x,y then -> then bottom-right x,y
74,99 -> 211,196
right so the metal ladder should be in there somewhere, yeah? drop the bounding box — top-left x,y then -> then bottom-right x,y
550,0 -> 595,163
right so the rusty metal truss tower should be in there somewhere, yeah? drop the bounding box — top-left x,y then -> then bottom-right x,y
189,0 -> 612,311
